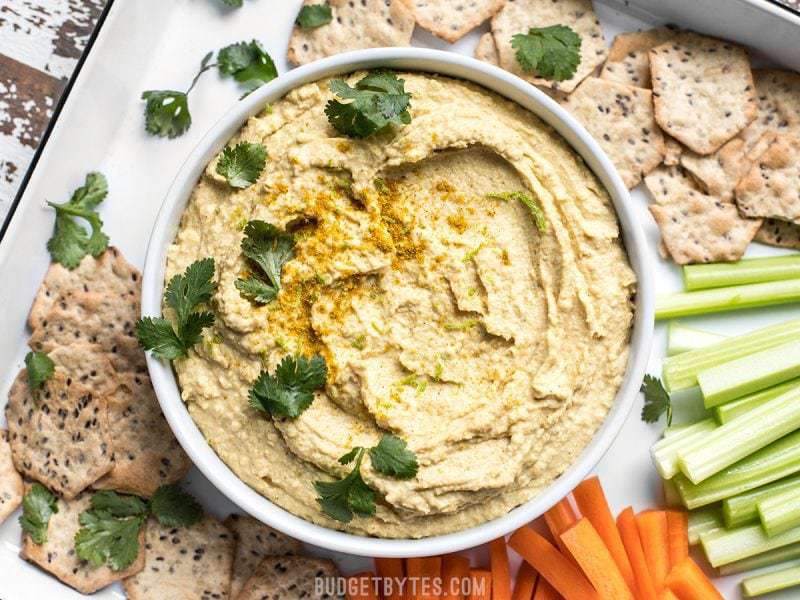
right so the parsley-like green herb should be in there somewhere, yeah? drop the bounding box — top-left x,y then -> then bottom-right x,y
46,172 -> 109,269
235,220 -> 295,304
218,40 -> 277,97
24,351 -> 54,393
511,25 -> 582,82
216,142 -> 268,189
641,374 -> 673,426
89,490 -> 148,517
249,354 -> 327,418
325,71 -> 412,138
314,447 -> 375,523
19,483 -> 58,544
487,191 -> 547,233
135,258 -> 216,360
368,434 -> 418,479
297,3 -> 333,29
149,484 -> 203,527
220,0 -> 243,7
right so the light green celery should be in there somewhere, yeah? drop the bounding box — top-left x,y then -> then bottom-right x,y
715,379 -> 800,424
678,386 -> 800,483
698,340 -> 800,407
683,255 -> 800,291
664,423 -> 694,438
662,318 -> 800,392
674,430 -> 800,509
724,475 -> 800,529
759,487 -> 800,537
655,279 -> 800,320
688,506 -> 725,545
651,419 -> 717,479
701,522 -> 800,567
742,561 -> 800,597
720,543 -> 800,575
667,323 -> 727,356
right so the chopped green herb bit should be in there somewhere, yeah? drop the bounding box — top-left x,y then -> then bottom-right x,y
25,351 -> 54,393
444,318 -> 479,332
487,191 -> 547,232
297,3 -> 333,29
19,483 -> 58,544
351,335 -> 367,350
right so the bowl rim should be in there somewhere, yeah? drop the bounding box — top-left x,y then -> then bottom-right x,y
142,46 -> 655,558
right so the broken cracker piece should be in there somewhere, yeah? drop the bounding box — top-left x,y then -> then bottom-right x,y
237,556 -> 341,600
600,27 -> 679,89
663,136 -> 683,166
736,133 -> 800,223
644,165 -> 700,205
680,137 -> 754,203
405,0 -> 505,43
739,69 -> 800,155
474,31 -> 500,65
755,218 -> 800,250
0,429 -> 23,525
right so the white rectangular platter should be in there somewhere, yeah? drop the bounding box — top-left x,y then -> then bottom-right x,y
1,0 -> 799,598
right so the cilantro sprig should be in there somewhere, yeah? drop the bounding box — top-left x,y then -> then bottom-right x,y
216,142 -> 268,189
46,172 -> 109,269
641,374 -> 673,426
235,220 -> 295,304
218,40 -> 278,97
487,191 -> 547,233
25,351 -> 54,393
249,354 -> 327,419
325,71 -> 412,138
297,3 -> 333,29
19,483 -> 58,544
512,25 -> 582,82
135,258 -> 216,360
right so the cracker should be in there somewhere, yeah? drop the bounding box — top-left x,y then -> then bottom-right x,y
755,218 -> 800,250
237,556 -> 341,600
6,371 -> 113,499
644,166 -> 699,205
20,488 -> 145,594
93,372 -> 191,498
562,77 -> 665,188
600,27 -> 678,89
405,0 -> 505,43
48,344 -> 119,399
740,69 -> 800,154
287,0 -> 415,66
491,0 -> 608,93
680,137 -> 752,203
474,32 -> 500,65
225,514 -> 303,597
663,136 -> 682,166
736,133 -> 800,223
0,429 -> 23,525
122,516 -> 235,600
650,34 -> 757,155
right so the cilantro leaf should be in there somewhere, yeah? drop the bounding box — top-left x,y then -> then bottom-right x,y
90,491 -> 148,518
141,90 -> 191,139
249,354 -> 327,418
368,434 -> 418,480
25,351 -> 54,393
297,3 -> 333,29
216,142 -> 268,189
218,40 -> 277,92
487,191 -> 547,233
314,448 -> 375,523
46,172 -> 110,269
134,317 -> 187,360
641,374 -> 673,426
325,71 -> 412,138
235,220 -> 295,304
511,25 -> 582,82
149,485 -> 203,527
74,509 -> 146,571
220,0 -> 243,6
19,483 -> 58,544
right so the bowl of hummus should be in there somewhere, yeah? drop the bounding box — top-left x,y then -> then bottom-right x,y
142,47 -> 654,557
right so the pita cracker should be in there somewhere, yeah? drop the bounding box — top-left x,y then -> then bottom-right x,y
123,516 -> 235,600
288,0 -> 415,66
405,0 -> 505,43
562,77 -> 664,188
0,429 -> 23,525
650,34 -> 757,155
237,556 -> 341,600
600,27 -> 678,89
755,218 -> 800,250
474,32 -> 500,65
739,69 -> 800,154
663,136 -> 682,166
225,514 -> 303,597
20,489 -> 144,594
491,0 -> 608,93
736,133 -> 800,223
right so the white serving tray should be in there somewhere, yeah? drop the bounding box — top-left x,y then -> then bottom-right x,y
1,0 -> 798,597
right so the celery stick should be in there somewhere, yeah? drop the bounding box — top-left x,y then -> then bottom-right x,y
724,475 -> 800,529
655,279 -> 800,320
663,478 -> 682,507
651,418 -> 717,479
667,323 -> 727,356
675,430 -> 800,509
688,506 -> 725,545
683,255 -> 800,291
743,561 -> 800,597
678,387 -> 800,483
662,318 -> 800,392
701,522 -> 800,567
698,340 -> 800,407
759,487 -> 800,537
720,543 -> 800,575
715,379 -> 800,424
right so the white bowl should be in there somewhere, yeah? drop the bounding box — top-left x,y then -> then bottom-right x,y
142,47 -> 655,558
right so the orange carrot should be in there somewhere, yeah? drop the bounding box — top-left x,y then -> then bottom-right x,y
544,498 -> 579,555
665,558 -> 723,600
347,572 -> 380,600
636,511 -> 670,589
511,562 -> 538,600
442,555 -> 471,600
532,580 -> 561,600
660,591 -> 681,600
407,557 -> 443,600
666,510 -> 689,569
489,537 -> 512,600
572,477 -> 636,594
617,508 -> 658,600
508,526 -> 599,600
375,558 -> 405,600
468,569 -> 492,600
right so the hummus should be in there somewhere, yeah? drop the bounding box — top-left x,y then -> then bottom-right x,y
166,72 -> 636,537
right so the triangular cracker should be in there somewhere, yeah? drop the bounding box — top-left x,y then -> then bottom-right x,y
736,133 -> 800,223
405,0 -> 505,43
600,27 -> 678,89
0,429 -> 23,525
755,218 -> 800,250
474,32 -> 500,65
237,556 -> 341,600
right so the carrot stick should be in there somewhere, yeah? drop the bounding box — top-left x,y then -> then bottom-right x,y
375,558 -> 405,600
442,555 -> 471,600
347,572 -> 380,600
512,562 -> 538,600
468,569 -> 492,600
532,580 -> 561,600
636,511 -> 670,589
660,591 -> 681,600
508,526 -> 599,600
665,558 -> 723,600
544,498 -> 579,555
666,510 -> 689,569
617,508 -> 658,600
572,477 -> 636,594
407,557 -> 443,600
490,537 -> 512,600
